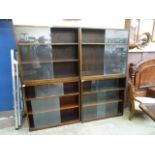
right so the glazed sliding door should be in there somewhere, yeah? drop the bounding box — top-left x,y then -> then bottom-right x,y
25,83 -> 64,129
15,27 -> 79,82
104,30 -> 128,75
104,45 -> 128,74
25,81 -> 80,130
82,78 -> 126,121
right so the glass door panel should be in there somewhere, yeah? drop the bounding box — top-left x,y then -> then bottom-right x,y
105,30 -> 128,43
14,26 -> 51,43
104,45 -> 128,74
82,78 -> 125,121
30,111 -> 60,129
28,98 -> 61,129
35,84 -> 64,97
29,98 -> 60,113
82,105 -> 97,121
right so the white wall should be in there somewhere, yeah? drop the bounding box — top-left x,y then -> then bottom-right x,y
13,18 -> 125,29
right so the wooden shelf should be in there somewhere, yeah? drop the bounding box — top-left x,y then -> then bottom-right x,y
18,43 -> 79,46
82,74 -> 126,81
25,92 -> 80,101
83,88 -> 125,95
61,119 -> 80,125
54,59 -> 78,63
21,59 -> 78,64
29,119 -> 80,131
82,43 -> 105,45
82,99 -> 123,108
18,42 -> 128,46
28,103 -> 79,115
82,43 -> 128,45
82,113 -> 123,122
23,77 -> 80,86
60,103 -> 79,111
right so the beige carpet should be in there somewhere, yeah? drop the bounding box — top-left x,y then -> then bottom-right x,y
0,108 -> 155,135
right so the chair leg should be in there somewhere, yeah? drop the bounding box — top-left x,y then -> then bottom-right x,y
129,111 -> 134,120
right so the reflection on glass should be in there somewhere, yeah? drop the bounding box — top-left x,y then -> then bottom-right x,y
82,79 -> 125,121
82,94 -> 97,105
82,91 -> 120,105
105,30 -> 128,43
91,79 -> 120,90
29,97 -> 61,129
97,104 -> 106,118
32,111 -> 60,128
25,82 -> 78,99
15,26 -> 51,43
83,79 -> 125,92
22,63 -> 54,81
104,45 -> 128,74
97,102 -> 118,118
20,45 -> 54,81
35,84 -> 64,97
82,91 -> 121,121
20,45 -> 78,81
97,91 -> 120,101
31,98 -> 60,113
19,45 -> 53,61
82,106 -> 97,121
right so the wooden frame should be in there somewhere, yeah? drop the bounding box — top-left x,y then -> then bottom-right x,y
128,59 -> 155,120
129,59 -> 155,96
152,20 -> 155,42
80,28 -> 128,122
15,25 -> 81,131
125,19 -> 140,44
128,81 -> 143,120
14,25 -> 128,131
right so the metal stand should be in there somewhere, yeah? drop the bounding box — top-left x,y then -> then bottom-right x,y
11,49 -> 24,130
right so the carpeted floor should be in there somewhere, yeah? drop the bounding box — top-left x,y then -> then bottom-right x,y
0,108 -> 155,135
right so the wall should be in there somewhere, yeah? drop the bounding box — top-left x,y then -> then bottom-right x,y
13,19 -> 125,28
0,19 -> 16,111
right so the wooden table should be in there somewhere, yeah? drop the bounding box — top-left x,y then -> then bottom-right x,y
139,103 -> 155,121
147,87 -> 155,97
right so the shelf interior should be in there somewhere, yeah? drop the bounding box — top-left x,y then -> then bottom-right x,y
82,29 -> 105,43
25,82 -> 79,99
51,28 -> 78,43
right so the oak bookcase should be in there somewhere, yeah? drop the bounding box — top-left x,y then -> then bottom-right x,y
14,26 -> 128,131
80,28 -> 128,122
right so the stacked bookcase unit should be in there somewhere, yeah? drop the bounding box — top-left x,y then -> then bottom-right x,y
80,28 -> 128,122
15,26 -> 80,131
15,26 -> 128,131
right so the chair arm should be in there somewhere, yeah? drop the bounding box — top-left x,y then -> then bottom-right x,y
134,98 -> 143,104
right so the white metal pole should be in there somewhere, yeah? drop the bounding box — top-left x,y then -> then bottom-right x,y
11,49 -> 19,129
